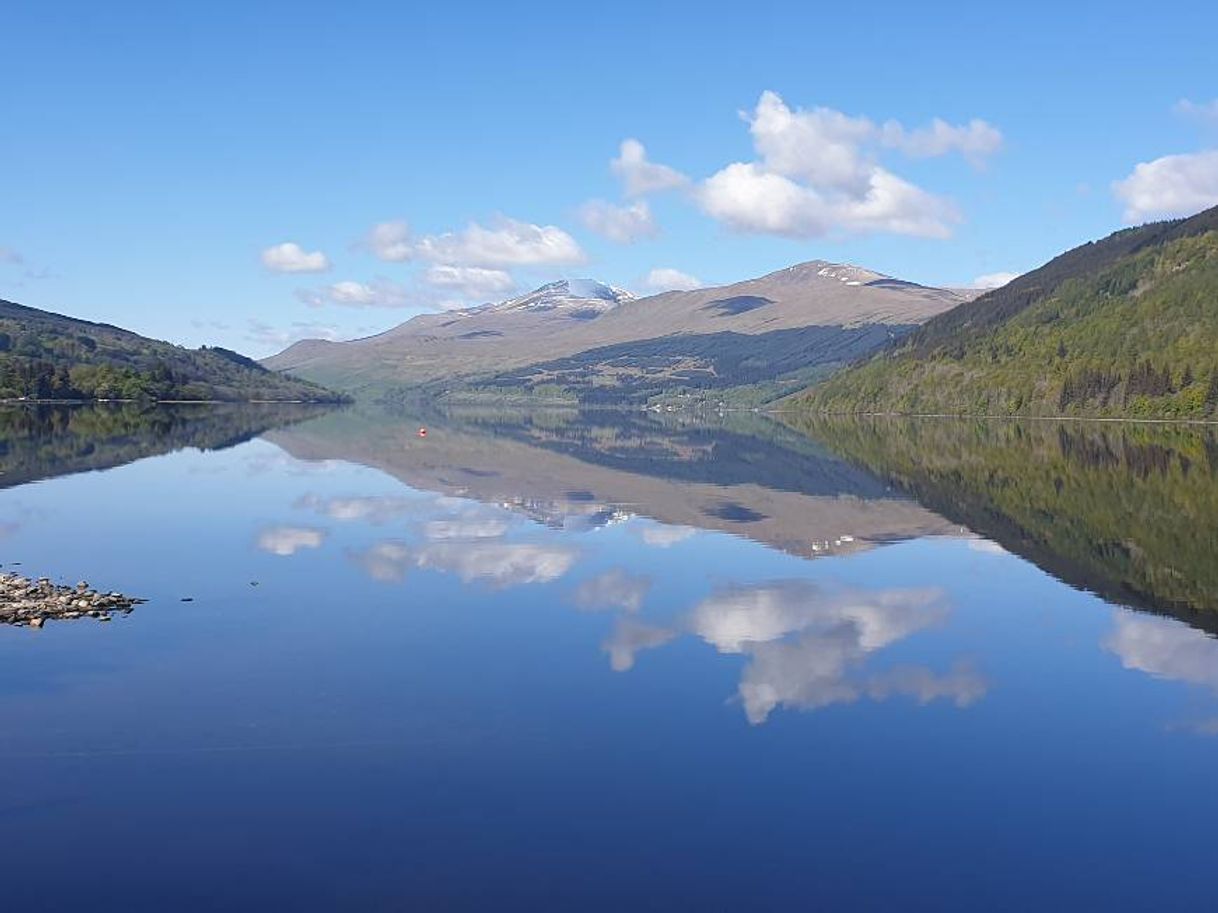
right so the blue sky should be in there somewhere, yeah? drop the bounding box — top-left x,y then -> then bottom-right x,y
3,0 -> 1217,355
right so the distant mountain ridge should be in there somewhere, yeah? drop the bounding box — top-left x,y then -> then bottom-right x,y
0,298 -> 343,402
794,205 -> 1218,419
265,260 -> 977,403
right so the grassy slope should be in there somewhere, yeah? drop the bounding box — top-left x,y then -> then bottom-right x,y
0,299 -> 344,402
793,206 -> 1218,418
454,323 -> 915,406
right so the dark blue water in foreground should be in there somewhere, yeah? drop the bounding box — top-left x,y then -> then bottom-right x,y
1,406 -> 1217,911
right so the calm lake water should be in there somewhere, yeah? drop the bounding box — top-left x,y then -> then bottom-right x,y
2,404 -> 1218,911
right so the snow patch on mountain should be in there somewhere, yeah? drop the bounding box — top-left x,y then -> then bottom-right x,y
491,279 -> 635,313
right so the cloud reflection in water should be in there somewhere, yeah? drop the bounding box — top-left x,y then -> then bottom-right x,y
1105,612 -> 1218,733
689,581 -> 984,723
257,525 -> 327,556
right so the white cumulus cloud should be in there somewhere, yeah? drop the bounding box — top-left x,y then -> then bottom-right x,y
835,168 -> 960,237
641,268 -> 703,293
1113,149 -> 1218,222
699,159 -> 957,239
611,139 -> 690,197
747,92 -> 877,192
415,217 -> 585,268
577,199 -> 658,243
700,162 -> 833,236
261,242 -> 331,274
295,278 -> 411,309
689,91 -> 1001,239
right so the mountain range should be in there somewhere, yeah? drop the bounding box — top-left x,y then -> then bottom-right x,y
7,202 -> 1215,416
264,263 -> 977,404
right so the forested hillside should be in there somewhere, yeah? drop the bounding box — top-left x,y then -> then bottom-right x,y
0,299 -> 345,402
795,206 -> 1218,418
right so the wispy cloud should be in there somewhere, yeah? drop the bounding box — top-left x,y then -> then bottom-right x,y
640,267 -> 702,293
636,523 -> 697,547
362,220 -> 414,262
351,539 -> 578,589
295,278 -> 411,309
414,541 -> 578,588
256,525 -> 327,556
971,271 -> 1019,289
295,493 -> 431,524
572,568 -> 652,613
602,618 -> 677,671
414,217 -> 585,268
611,139 -> 690,197
1173,98 -> 1218,126
422,264 -> 516,300
577,199 -> 658,243
245,319 -> 344,349
879,117 -> 1003,165
423,518 -> 510,540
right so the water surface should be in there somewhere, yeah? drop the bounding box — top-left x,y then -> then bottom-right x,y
2,405 -> 1216,910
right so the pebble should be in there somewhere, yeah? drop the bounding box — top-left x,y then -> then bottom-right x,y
0,572 -> 145,628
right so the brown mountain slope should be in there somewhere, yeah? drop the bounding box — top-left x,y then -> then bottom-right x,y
264,264 -> 976,396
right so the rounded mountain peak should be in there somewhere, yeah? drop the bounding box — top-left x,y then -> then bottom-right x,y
494,279 -> 635,313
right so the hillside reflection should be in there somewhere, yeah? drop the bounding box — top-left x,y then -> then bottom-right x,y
790,415 -> 1218,628
0,402 -> 332,489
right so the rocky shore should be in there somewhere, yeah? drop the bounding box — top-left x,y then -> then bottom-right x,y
0,573 -> 146,627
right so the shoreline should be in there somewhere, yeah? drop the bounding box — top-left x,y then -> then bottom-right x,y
0,398 -> 344,406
